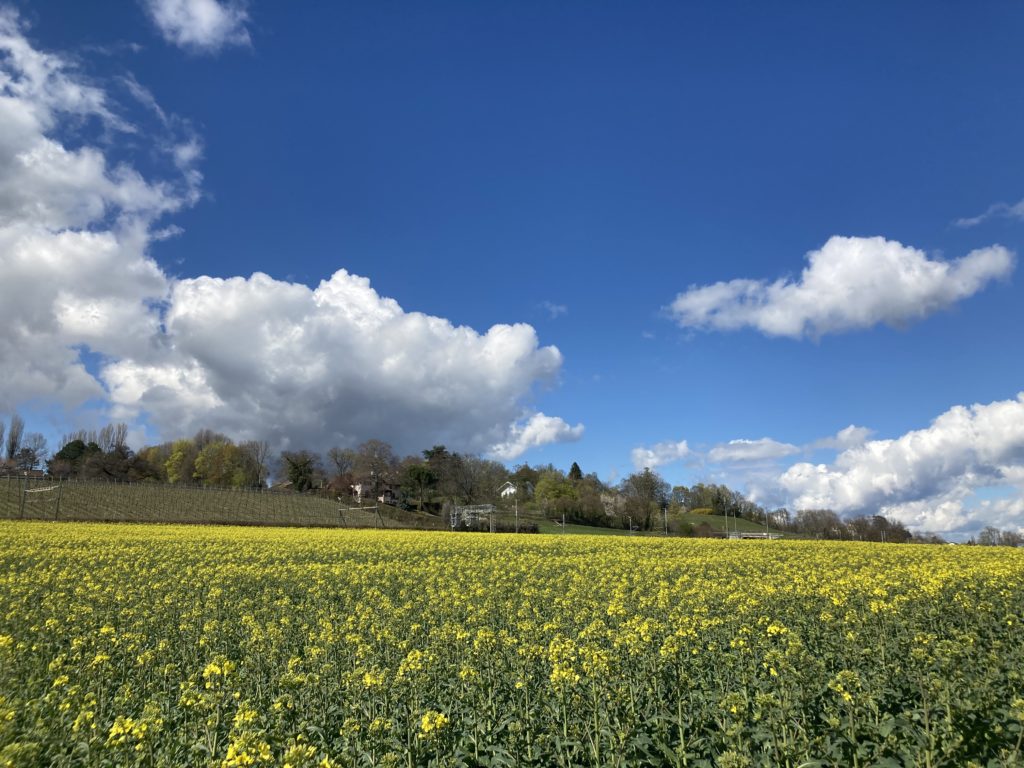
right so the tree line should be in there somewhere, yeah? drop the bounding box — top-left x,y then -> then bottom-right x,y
1,412 -> 1020,545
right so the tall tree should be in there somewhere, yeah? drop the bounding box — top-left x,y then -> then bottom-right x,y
193,441 -> 246,487
328,446 -> 357,478
423,445 -> 454,499
354,440 -> 397,487
98,423 -> 128,453
620,467 -> 670,531
5,413 -> 24,462
239,440 -> 270,488
15,433 -> 48,471
568,461 -> 583,482
280,450 -> 323,492
401,462 -> 438,511
445,453 -> 508,505
165,439 -> 199,484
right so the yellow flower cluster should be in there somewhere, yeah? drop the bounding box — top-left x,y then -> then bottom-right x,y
0,521 -> 1023,766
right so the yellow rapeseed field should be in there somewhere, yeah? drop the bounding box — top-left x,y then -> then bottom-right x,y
1,522 -> 1023,767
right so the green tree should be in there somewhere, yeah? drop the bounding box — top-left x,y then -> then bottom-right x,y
193,441 -> 246,487
568,461 -> 583,482
401,463 -> 438,511
511,463 -> 540,499
165,439 -> 197,484
280,450 -> 323,492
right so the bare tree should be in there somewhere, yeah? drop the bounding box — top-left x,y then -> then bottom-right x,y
328,446 -> 357,477
620,467 -> 670,531
354,440 -> 398,487
112,423 -> 128,451
98,424 -> 115,453
239,440 -> 270,487
977,526 -> 1024,547
97,423 -> 129,453
15,433 -> 48,470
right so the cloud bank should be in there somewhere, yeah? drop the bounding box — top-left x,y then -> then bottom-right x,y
667,236 -> 1014,339
0,12 -> 577,461
631,413 -> 1024,535
143,0 -> 251,53
780,394 -> 1024,534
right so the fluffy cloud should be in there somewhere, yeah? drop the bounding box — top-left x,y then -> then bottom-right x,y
780,393 -> 1024,533
489,413 -> 584,461
104,270 -> 567,456
630,440 -> 690,470
667,236 -> 1014,339
708,438 -> 799,463
955,198 -> 1024,228
808,425 -> 874,451
632,416 -> 1023,535
0,13 -> 579,460
0,9 -> 191,409
143,0 -> 251,53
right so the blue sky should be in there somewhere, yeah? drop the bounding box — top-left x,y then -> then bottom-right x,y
2,1 -> 1023,535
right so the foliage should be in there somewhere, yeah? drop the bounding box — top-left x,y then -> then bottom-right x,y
164,439 -> 197,485
280,450 -> 323,492
534,467 -> 608,527
1,525 -> 1023,766
620,467 -> 670,530
193,441 -> 247,487
400,463 -> 438,512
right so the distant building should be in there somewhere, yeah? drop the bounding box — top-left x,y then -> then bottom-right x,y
351,482 -> 399,505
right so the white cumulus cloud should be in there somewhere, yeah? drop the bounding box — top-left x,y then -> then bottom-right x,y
104,271 -> 568,455
809,425 -> 874,451
708,438 -> 799,463
667,236 -> 1014,339
0,12 -> 580,460
489,413 -> 584,461
143,0 -> 251,53
630,440 -> 690,470
779,393 -> 1024,534
0,9 -> 192,410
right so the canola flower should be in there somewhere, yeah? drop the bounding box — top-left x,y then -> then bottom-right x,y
0,521 -> 1023,766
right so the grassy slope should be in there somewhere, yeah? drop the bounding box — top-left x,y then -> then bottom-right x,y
2,477 -> 783,536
